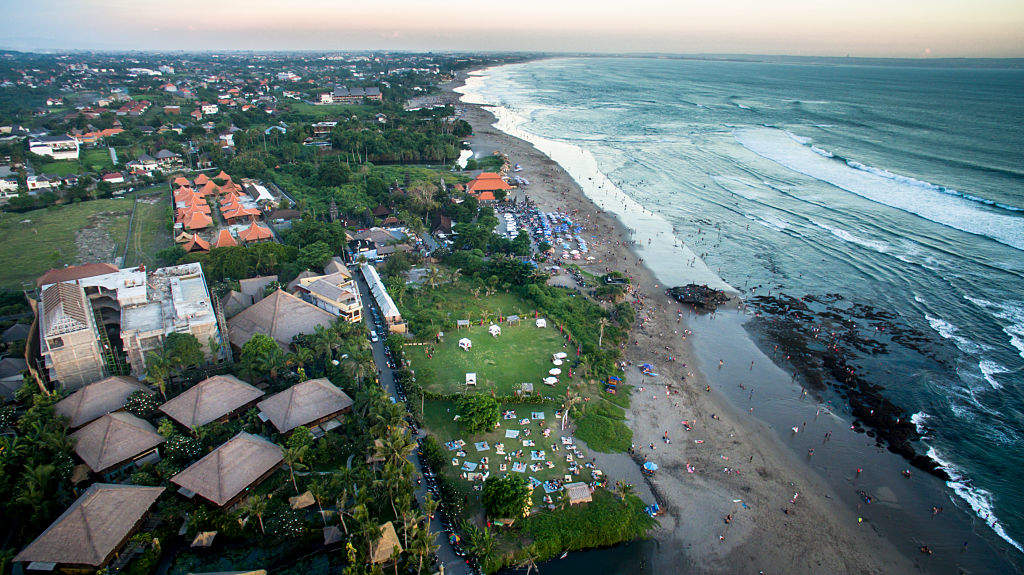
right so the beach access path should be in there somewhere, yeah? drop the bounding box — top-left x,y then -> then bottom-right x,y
444,69 -> 921,574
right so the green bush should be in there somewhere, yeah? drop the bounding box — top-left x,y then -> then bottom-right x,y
572,401 -> 632,452
520,490 -> 654,561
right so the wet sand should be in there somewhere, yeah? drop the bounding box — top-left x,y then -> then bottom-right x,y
441,70 -> 929,574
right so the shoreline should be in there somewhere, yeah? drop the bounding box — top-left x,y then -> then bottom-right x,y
441,67 -> 924,574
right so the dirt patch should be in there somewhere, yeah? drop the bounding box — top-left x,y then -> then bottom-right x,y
75,211 -> 127,264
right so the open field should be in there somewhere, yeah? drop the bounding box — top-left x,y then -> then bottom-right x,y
283,101 -> 376,118
123,189 -> 173,267
407,323 -> 567,396
34,147 -> 115,176
422,399 -> 595,510
399,281 -> 535,335
0,195 -> 136,287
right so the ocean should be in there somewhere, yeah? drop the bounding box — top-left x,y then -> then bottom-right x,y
457,56 -> 1024,560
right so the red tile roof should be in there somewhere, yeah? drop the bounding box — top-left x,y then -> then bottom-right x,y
214,229 -> 237,248
184,234 -> 210,252
238,220 -> 273,243
37,263 -> 119,288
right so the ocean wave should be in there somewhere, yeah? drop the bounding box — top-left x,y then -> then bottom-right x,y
978,359 -> 1008,389
965,297 -> 1024,359
734,127 -> 1024,251
926,446 -> 1024,553
911,411 -> 931,435
810,220 -> 892,254
924,314 -> 986,355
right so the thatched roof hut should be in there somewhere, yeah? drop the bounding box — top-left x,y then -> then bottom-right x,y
368,521 -> 403,564
257,378 -> 353,434
71,413 -> 164,474
159,375 -> 264,429
14,484 -> 164,569
55,376 -> 151,428
228,289 -> 336,350
171,432 -> 283,507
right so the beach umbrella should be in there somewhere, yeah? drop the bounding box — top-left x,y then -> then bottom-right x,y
553,359 -> 563,366
643,461 -> 659,472
549,368 -> 561,376
544,377 -> 558,385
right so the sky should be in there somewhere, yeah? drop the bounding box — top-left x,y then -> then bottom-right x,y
3,0 -> 1023,57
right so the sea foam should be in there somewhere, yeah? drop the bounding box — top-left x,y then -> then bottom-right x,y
734,127 -> 1024,252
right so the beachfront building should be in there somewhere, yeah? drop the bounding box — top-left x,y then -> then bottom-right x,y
320,85 -> 383,104
465,172 -> 512,202
13,484 -> 164,572
359,263 -> 407,333
37,263 -> 225,390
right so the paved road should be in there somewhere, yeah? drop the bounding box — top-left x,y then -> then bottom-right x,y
355,271 -> 472,575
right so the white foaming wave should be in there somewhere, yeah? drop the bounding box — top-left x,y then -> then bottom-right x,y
911,411 -> 931,434
978,359 -> 1008,389
811,220 -> 892,254
925,314 -> 985,354
845,160 -> 1024,213
810,146 -> 833,158
783,130 -> 811,145
966,297 -> 1024,359
926,445 -> 1024,553
734,127 -> 1024,251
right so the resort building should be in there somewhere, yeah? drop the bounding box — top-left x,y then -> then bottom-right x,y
171,432 -> 283,507
71,412 -> 164,475
37,263 -> 226,390
256,377 -> 353,435
290,259 -> 362,322
360,263 -> 406,333
54,375 -> 152,428
159,374 -> 264,429
13,484 -> 164,571
465,172 -> 512,202
227,289 -> 335,350
320,85 -> 383,104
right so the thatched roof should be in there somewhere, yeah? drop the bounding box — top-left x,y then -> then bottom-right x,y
257,378 -> 353,434
55,376 -> 151,428
190,531 -> 217,548
221,290 -> 252,319
227,289 -> 335,350
323,526 -> 343,546
238,275 -> 278,300
71,413 -> 165,473
369,522 -> 402,564
323,257 -> 351,278
159,375 -> 264,429
564,482 -> 593,505
289,491 -> 315,509
171,432 -> 283,507
14,484 -> 164,566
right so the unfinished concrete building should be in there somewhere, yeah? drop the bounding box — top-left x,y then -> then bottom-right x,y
38,263 -> 226,390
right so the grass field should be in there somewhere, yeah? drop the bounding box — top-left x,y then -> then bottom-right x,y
422,399 -> 594,509
284,101 -> 377,118
0,195 -> 139,287
400,281 -> 535,336
408,323 -> 568,396
34,147 -> 115,176
123,189 -> 173,267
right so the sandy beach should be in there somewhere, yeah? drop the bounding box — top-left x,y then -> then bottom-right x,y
435,70 -> 929,574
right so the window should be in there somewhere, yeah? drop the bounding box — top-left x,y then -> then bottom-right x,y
48,336 -> 64,349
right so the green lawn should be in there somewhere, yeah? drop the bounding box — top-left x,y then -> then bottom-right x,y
0,196 -> 135,287
124,188 -> 173,267
399,281 -> 535,336
283,101 -> 377,119
35,147 -> 116,176
408,323 -> 568,396
422,399 -> 594,509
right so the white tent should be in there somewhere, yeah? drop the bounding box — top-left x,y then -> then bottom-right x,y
549,368 -> 562,376
543,377 -> 558,386
466,373 -> 477,386
553,359 -> 563,366
553,352 -> 568,360
536,318 -> 547,328
488,324 -> 501,337
459,338 -> 472,350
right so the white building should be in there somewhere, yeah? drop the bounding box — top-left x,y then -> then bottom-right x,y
201,104 -> 219,115
29,135 -> 80,160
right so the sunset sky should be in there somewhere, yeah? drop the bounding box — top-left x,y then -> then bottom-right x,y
4,0 -> 1023,57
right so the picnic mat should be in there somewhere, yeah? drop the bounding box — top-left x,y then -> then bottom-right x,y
512,462 -> 527,473
462,461 -> 478,472
474,441 -> 490,451
505,429 -> 520,438
531,412 -> 546,420
530,450 -> 546,461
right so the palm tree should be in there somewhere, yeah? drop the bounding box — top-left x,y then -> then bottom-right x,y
614,480 -> 635,501
410,523 -> 439,574
597,317 -> 610,348
562,386 -> 583,431
464,523 -> 497,570
308,478 -> 332,527
145,351 -> 170,400
17,463 -> 57,526
288,346 -> 315,373
426,266 -> 443,289
282,444 -> 309,493
241,494 -> 268,533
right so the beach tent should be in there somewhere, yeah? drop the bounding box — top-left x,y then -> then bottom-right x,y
549,368 -> 561,376
489,324 -> 501,337
457,319 -> 470,329
643,461 -> 659,472
536,318 -> 547,328
506,315 -> 521,325
459,338 -> 472,350
553,359 -> 563,366
553,352 -> 568,360
543,377 -> 558,386
466,373 -> 477,386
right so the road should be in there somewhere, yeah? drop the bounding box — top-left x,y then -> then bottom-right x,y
355,271 -> 472,575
